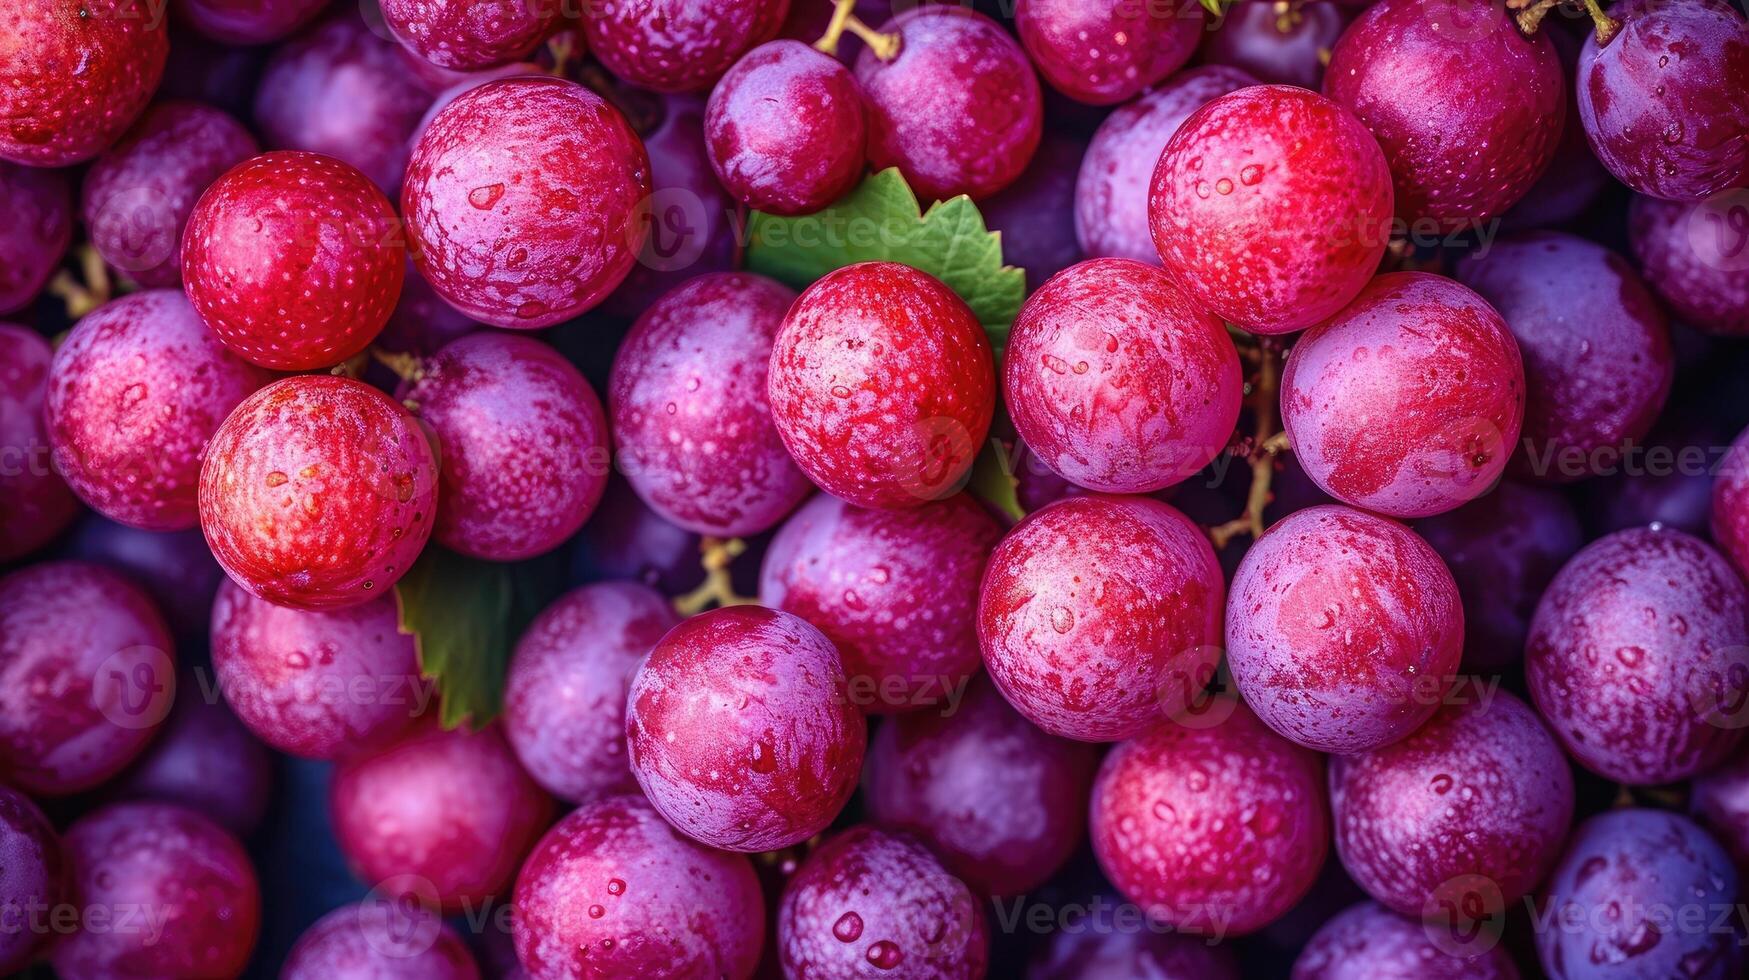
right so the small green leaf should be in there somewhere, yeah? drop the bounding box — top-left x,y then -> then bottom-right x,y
967,438 -> 1025,523
746,168 -> 1026,346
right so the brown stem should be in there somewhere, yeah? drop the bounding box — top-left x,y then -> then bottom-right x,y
1208,341 -> 1290,550
47,245 -> 112,319
329,351 -> 371,380
673,538 -> 756,615
815,0 -> 902,60
1511,0 -> 1619,44
544,32 -> 578,78
371,348 -> 426,383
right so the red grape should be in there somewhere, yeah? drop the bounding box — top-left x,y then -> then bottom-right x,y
59,517 -> 224,637
767,261 -> 996,510
110,687 -> 274,837
331,720 -> 555,911
513,795 -> 765,979
51,802 -> 260,979
1324,0 -> 1565,227
175,0 -> 330,45
380,0 -> 557,71
1204,1 -> 1349,91
1500,23 -> 1612,231
503,582 -> 680,804
80,101 -> 258,288
777,825 -> 987,978
856,6 -> 1043,201
0,785 -> 63,974
1280,272 -> 1525,517
610,273 -> 811,537
1329,693 -> 1573,920
1075,66 -> 1257,264
1575,0 -> 1749,202
1029,926 -> 1241,980
978,494 -> 1224,742
1291,901 -> 1520,979
1090,699 -> 1329,936
584,0 -> 789,94
0,161 -> 71,314
1150,85 -> 1393,334
1628,192 -> 1749,336
1717,425 -> 1749,579
210,578 -> 421,759
46,290 -> 273,531
182,151 -> 405,371
625,605 -> 866,851
253,12 -> 436,195
1226,505 -> 1463,754
0,325 -> 79,562
1456,233 -> 1671,483
283,902 -> 481,980
1693,752 -> 1749,877
1537,809 -> 1741,979
981,132 -> 1086,290
0,0 -> 168,167
1015,0 -> 1202,106
404,333 -> 609,561
1413,481 -> 1584,672
0,561 -> 174,795
705,39 -> 867,216
199,375 -> 439,610
862,679 -> 1096,896
761,491 -> 1001,715
403,76 -> 651,329
1526,526 -> 1749,784
1005,257 -> 1243,494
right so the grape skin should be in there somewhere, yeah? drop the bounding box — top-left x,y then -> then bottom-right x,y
0,325 -> 79,562
0,786 -> 63,974
1015,0 -> 1202,106
283,903 -> 480,980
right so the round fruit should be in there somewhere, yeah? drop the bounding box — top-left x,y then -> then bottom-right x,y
705,39 -> 867,216
46,290 -> 273,531
1717,425 -> 1749,579
862,679 -> 1096,896
210,578 -> 422,760
110,689 -> 273,838
51,802 -> 259,980
570,475 -> 707,597
1280,272 -> 1525,517
1575,0 -> 1748,202
403,76 -> 651,329
1455,233 -> 1672,483
1005,257 -> 1243,493
981,131 -> 1086,289
1015,0 -> 1202,106
0,786 -> 63,974
768,261 -> 995,510
283,902 -> 480,980
331,721 -> 554,911
1324,0 -> 1565,227
1525,526 -> 1749,784
583,0 -> 789,94
381,0 -> 556,71
0,0 -> 168,166
1291,901 -> 1520,979
1226,505 -> 1464,754
778,826 -> 988,978
0,161 -> 71,314
514,795 -> 765,979
0,561 -> 174,795
1694,752 -> 1749,876
1090,699 -> 1329,936
1204,1 -> 1348,90
625,605 -> 866,852
1628,192 -> 1749,336
80,101 -> 258,288
856,6 -> 1043,201
198,375 -> 439,610
0,325 -> 79,562
1150,84 -> 1393,334
609,273 -> 811,537
503,582 -> 679,804
60,517 -> 225,638
1329,693 -> 1573,920
1538,809 -> 1741,979
978,495 -> 1225,742
175,0 -> 330,45
404,333 -> 610,561
1030,926 -> 1242,980
1074,65 -> 1257,263
761,492 -> 1002,715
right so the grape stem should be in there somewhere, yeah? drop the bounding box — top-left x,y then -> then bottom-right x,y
544,32 -> 579,77
673,537 -> 757,615
1509,0 -> 1620,45
1208,339 -> 1291,550
46,245 -> 112,319
815,0 -> 902,60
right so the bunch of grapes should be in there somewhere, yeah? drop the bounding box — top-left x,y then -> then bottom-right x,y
1,0 -> 1748,977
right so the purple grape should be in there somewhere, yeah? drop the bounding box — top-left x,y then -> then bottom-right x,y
569,475 -> 707,596
1629,192 -> 1749,336
156,29 -> 268,120
583,0 -> 789,95
174,0 -> 331,45
1694,752 -> 1749,878
0,324 -> 79,563
0,161 -> 71,315
283,902 -> 481,980
1029,925 -> 1240,980
1501,24 -> 1612,231
380,0 -> 557,71
109,685 -> 274,837
1015,0 -> 1202,106
1204,1 -> 1350,91
375,259 -> 482,356
0,785 -> 63,974
979,132 -> 1086,291
1292,901 -> 1520,979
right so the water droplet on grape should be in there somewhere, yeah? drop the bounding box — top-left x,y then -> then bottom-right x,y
265,471 -> 289,487
865,940 -> 903,970
833,911 -> 863,942
1050,607 -> 1074,633
468,184 -> 505,209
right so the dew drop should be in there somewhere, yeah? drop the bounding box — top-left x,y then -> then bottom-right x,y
1050,607 -> 1075,633
468,184 -> 506,209
865,940 -> 904,970
1215,178 -> 1234,195
1239,165 -> 1264,186
607,879 -> 625,895
587,904 -> 604,919
833,911 -> 864,942
265,471 -> 289,488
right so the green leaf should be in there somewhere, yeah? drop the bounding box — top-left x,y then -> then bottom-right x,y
394,545 -> 566,729
966,438 -> 1025,523
746,168 -> 1026,346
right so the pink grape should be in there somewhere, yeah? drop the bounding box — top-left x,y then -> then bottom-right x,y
583,0 -> 789,94
1628,192 -> 1749,336
0,786 -> 64,974
283,902 -> 481,980
0,161 -> 72,315
1015,0 -> 1202,106
1291,901 -> 1520,979
0,325 -> 79,562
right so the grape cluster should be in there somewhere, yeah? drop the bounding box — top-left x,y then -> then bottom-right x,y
0,0 -> 1746,977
